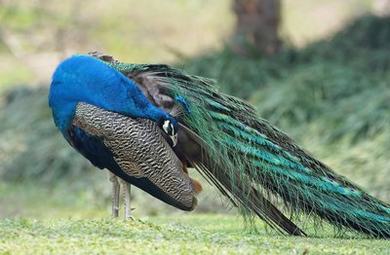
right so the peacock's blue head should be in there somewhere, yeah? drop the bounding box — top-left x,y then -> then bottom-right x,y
49,55 -> 177,143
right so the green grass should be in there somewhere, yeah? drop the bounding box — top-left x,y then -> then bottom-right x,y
1,181 -> 389,255
1,215 -> 389,255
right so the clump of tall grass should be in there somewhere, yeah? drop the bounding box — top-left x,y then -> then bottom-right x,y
0,87 -> 95,182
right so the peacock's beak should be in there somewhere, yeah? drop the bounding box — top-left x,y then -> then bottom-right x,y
170,134 -> 178,147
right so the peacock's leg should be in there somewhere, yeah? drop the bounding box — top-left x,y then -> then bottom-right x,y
120,178 -> 132,220
109,172 -> 120,218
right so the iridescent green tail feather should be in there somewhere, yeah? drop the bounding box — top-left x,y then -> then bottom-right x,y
106,57 -> 390,238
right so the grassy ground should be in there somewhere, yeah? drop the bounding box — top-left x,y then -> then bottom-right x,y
1,216 -> 389,254
1,182 -> 389,255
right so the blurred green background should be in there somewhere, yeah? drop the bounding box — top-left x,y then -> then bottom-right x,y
0,0 -> 389,221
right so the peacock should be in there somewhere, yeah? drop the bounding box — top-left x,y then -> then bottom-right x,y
48,52 -> 390,238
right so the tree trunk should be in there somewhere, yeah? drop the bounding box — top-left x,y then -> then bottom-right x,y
232,0 -> 281,56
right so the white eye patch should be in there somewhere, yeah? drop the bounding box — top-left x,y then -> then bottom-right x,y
162,120 -> 177,147
163,120 -> 175,136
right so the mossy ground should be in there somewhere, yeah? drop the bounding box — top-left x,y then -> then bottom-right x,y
1,215 -> 389,255
1,182 -> 389,255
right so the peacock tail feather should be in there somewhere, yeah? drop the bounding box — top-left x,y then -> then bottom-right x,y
100,56 -> 390,238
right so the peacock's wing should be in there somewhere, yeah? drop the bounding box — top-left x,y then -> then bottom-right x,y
70,101 -> 198,211
96,53 -> 390,238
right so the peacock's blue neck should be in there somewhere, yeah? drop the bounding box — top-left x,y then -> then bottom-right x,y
49,55 -> 173,137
